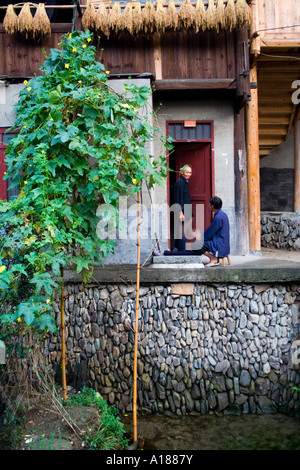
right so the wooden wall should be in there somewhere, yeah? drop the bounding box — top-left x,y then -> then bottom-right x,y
256,0 -> 300,47
0,26 -> 242,82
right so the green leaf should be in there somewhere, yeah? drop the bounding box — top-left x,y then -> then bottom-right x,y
30,272 -> 58,295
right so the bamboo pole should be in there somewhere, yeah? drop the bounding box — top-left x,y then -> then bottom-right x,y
61,266 -> 67,403
133,188 -> 141,444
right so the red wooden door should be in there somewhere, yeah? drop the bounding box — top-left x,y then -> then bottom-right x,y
175,142 -> 212,237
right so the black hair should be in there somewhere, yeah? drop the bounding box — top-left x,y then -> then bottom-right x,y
209,196 -> 222,210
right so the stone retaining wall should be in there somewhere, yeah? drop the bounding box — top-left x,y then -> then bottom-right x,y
261,212 -> 300,250
44,282 -> 300,417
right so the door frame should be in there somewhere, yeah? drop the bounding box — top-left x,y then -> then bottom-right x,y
166,120 -> 215,248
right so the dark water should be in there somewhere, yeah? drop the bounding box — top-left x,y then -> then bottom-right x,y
122,413 -> 300,450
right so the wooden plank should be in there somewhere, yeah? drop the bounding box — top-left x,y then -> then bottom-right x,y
154,79 -> 236,91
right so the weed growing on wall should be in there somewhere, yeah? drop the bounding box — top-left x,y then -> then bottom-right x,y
0,30 -> 172,335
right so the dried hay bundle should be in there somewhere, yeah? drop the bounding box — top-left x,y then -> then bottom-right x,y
82,2 -> 97,31
154,0 -> 167,32
194,0 -> 206,33
132,1 -> 143,34
33,3 -> 51,39
121,1 -> 134,35
235,0 -> 251,27
205,0 -> 217,30
224,0 -> 236,31
18,3 -> 34,40
166,0 -> 178,31
215,0 -> 225,32
94,3 -> 110,38
178,0 -> 195,31
142,1 -> 155,33
108,1 -> 123,35
3,4 -> 18,35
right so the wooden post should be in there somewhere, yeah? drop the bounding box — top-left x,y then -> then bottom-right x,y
61,266 -> 67,403
246,62 -> 261,253
295,119 -> 300,212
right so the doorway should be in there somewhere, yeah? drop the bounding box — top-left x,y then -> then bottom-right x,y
167,121 -> 213,249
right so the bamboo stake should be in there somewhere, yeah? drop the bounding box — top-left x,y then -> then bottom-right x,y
133,188 -> 141,444
60,266 -> 67,403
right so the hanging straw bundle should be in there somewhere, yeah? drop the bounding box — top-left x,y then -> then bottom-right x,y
166,0 -> 178,31
3,4 -> 18,35
194,0 -> 206,33
18,3 -> 34,40
178,0 -> 195,31
82,2 -> 97,31
235,0 -> 251,27
154,0 -> 167,33
142,1 -> 155,34
121,1 -> 134,35
94,3 -> 110,38
108,1 -> 123,35
32,3 -> 51,39
132,1 -> 143,34
224,0 -> 237,31
215,0 -> 225,32
205,0 -> 217,30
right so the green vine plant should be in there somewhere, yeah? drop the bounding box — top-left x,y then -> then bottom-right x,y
0,30 -> 172,335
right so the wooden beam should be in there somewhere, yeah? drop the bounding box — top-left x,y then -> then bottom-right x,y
295,119 -> 300,211
246,63 -> 261,253
154,79 -> 236,91
153,33 -> 162,81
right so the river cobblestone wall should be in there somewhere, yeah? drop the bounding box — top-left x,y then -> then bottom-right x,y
261,212 -> 300,250
44,282 -> 300,417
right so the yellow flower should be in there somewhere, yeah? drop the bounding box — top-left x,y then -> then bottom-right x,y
17,317 -> 21,323
4,172 -> 6,175
23,80 -> 28,85
24,181 -> 28,185
78,80 -> 82,83
0,266 -> 6,273
132,179 -> 137,185
24,125 -> 27,129
27,87 -> 31,91
82,44 -> 86,49
105,71 -> 110,75
72,47 -> 77,52
41,150 -> 45,154
46,299 -> 51,304
65,63 -> 70,69
68,33 -> 72,39
87,38 -> 92,42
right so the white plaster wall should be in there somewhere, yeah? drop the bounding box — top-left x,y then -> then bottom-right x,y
260,127 -> 295,169
154,99 -> 236,254
0,83 -> 25,127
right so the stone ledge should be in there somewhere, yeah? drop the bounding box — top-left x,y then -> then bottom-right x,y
63,256 -> 300,284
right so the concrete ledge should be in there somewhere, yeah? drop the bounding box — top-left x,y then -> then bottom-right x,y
63,255 -> 300,284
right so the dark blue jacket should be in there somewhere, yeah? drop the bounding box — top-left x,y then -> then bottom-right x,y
174,175 -> 191,213
204,209 -> 230,258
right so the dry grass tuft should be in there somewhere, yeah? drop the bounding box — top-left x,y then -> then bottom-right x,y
155,0 -> 167,32
142,1 -> 156,33
235,0 -> 251,27
178,0 -> 195,31
18,3 -> 34,40
33,3 -> 51,39
82,2 -> 97,31
3,4 -> 18,35
224,0 -> 237,31
95,3 -> 110,38
166,0 -> 178,30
